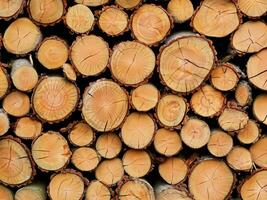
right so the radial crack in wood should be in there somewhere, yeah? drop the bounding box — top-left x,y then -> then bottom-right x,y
85,180 -> 111,200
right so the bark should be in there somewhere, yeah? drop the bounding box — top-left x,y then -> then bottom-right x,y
14,117 -> 42,140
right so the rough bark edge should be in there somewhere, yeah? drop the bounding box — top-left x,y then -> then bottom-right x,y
235,80 -> 253,107
115,0 -> 143,10
0,65 -> 11,100
234,0 -> 267,19
0,0 -> 26,21
157,34 -> 217,95
85,180 -> 115,200
129,4 -> 174,47
31,75 -> 80,124
237,120 -> 261,144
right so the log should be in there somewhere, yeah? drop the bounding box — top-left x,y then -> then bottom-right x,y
14,117 -> 42,140
237,0 -> 267,17
250,137 -> 267,168
75,0 -> 109,7
0,184 -> 13,200
237,120 -> 260,144
15,183 -> 46,200
253,94 -> 267,125
0,66 -> 9,99
85,180 -> 111,200
0,0 -> 24,20
155,183 -> 192,200
167,0 -> 194,23
0,109 -> 9,136
62,63 -> 77,82
115,0 -> 142,10
235,81 -> 252,107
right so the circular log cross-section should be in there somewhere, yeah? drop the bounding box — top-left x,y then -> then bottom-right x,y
250,137 -> 267,168
0,0 -> 24,20
70,35 -> 109,76
0,110 -> 9,136
115,0 -> 141,9
3,18 -> 42,55
82,80 -> 128,132
98,6 -> 128,36
237,0 -> 267,17
235,81 -> 252,107
121,112 -> 155,149
63,63 -> 77,82
237,120 -> 260,144
28,0 -> 65,25
167,0 -> 194,23
110,41 -> 155,86
0,185 -> 13,200
189,159 -> 234,200
131,4 -> 172,46
15,183 -> 47,200
192,0 -> 240,37
253,94 -> 267,125
159,35 -> 215,93
0,67 -> 9,99
14,117 -> 42,140
0,137 -> 34,186
32,131 -> 71,171
68,122 -> 94,147
32,76 -> 79,123
85,180 -> 111,200
75,0 -> 109,7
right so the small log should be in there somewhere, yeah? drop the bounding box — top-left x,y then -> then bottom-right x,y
191,0 -> 240,37
68,122 -> 95,147
36,37 -> 68,70
48,170 -> 87,200
130,4 -> 172,46
110,41 -> 155,86
130,84 -> 159,112
235,81 -> 252,107
96,132 -> 122,159
32,76 -> 79,123
98,6 -> 128,36
158,35 -> 216,93
75,0 -> 109,7
95,158 -> 124,186
15,183 -> 46,200
190,85 -> 226,117
3,18 -> 42,55
237,0 -> 267,17
180,118 -> 210,149
71,147 -> 100,172
70,35 -> 109,76
31,131 -> 71,171
155,183 -> 192,200
122,149 -> 152,178
167,0 -> 194,23
121,112 -> 155,149
28,0 -> 66,25
115,0 -> 142,9
0,184 -> 13,200
14,117 -> 42,140
158,157 -> 188,185
232,21 -> 267,54
0,109 -> 9,136
237,120 -> 260,144
0,66 -> 9,99
253,94 -> 267,125
3,91 -> 30,117
0,0 -> 24,20
0,137 -> 34,186
82,79 -> 128,132
85,180 -> 111,200
247,48 -> 267,91
62,63 -> 77,82
188,159 -> 234,200
207,130 -> 233,157
65,4 -> 94,34
250,137 -> 267,168
11,59 -> 38,92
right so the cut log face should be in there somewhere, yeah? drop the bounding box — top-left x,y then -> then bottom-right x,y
37,37 -> 68,70
159,36 -> 215,93
192,0 -> 240,37
218,108 -> 249,132
115,0 -> 141,9
250,137 -> 267,168
156,94 -> 187,128
180,118 -> 210,149
15,183 -> 46,200
237,120 -> 260,144
75,0 -> 109,7
241,170 -> 267,200
118,179 -> 155,200
154,128 -> 182,156
28,0 -> 65,25
235,81 -> 252,107
70,35 -> 109,76
82,80 -> 128,132
62,63 -> 77,82
207,130 -> 233,157
167,0 -> 194,23
237,0 -> 267,17
32,131 -> 71,171
110,41 -> 155,86
0,137 -> 34,186
131,4 -> 172,46
122,149 -> 151,178
158,157 -> 188,185
188,159 -> 234,200
227,146 -> 253,171
98,6 -> 128,36
190,85 -> 225,117
68,122 -> 94,147
0,0 -> 24,20
232,21 -> 267,54
121,112 -> 155,149
0,184 -> 13,200
0,67 -> 9,99
247,49 -> 267,91
96,132 -> 122,159
155,186 -> 192,200
14,117 -> 42,140
3,91 -> 30,117
95,158 -> 124,186
85,180 -> 111,200
253,94 -> 267,125
32,76 -> 79,123
48,171 -> 85,200
0,110 -> 9,136
3,18 -> 42,54
65,4 -> 94,34
71,147 -> 100,172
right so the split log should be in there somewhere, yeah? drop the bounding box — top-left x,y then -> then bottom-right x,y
0,0 -> 24,20
253,94 -> 267,125
82,79 -> 128,132
0,66 -> 9,99
237,120 -> 260,144
85,180 -> 112,200
110,41 -> 155,86
237,0 -> 267,17
158,35 -> 216,93
130,4 -> 172,46
98,6 -> 128,36
250,137 -> 267,168
154,128 -> 182,156
62,63 -> 77,82
191,0 -> 240,37
0,184 -> 13,200
235,81 -> 252,107
155,183 -> 192,200
14,117 -> 42,140
96,132 -> 122,159
167,0 -> 194,23
75,0 -> 109,7
121,112 -> 155,149
15,183 -> 46,200
31,131 -> 71,171
0,109 -> 9,136
68,122 -> 94,147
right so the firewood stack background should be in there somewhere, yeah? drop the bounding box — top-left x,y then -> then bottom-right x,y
0,0 -> 267,199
